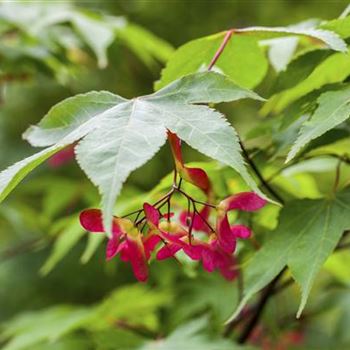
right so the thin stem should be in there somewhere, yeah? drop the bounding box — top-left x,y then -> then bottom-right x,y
224,231 -> 350,339
121,208 -> 142,218
140,221 -> 147,233
188,201 -> 196,244
336,233 -> 350,250
224,269 -> 293,338
153,188 -> 175,207
167,197 -> 171,223
135,195 -> 171,226
194,207 -> 215,233
267,153 -> 350,184
159,236 -> 182,265
333,158 -> 342,193
337,242 -> 350,250
115,320 -> 157,338
166,33 -> 228,203
175,186 -> 216,208
186,197 -> 191,226
193,199 -> 216,208
208,29 -> 234,71
134,210 -> 142,224
240,140 -> 284,204
173,168 -> 178,186
237,269 -> 285,343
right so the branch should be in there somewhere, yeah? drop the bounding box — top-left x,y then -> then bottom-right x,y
240,141 -> 285,204
237,269 -> 285,343
224,231 -> 350,339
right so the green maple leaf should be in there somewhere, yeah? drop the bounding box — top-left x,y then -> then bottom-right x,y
287,84 -> 350,161
157,24 -> 346,90
0,72 -> 266,235
262,52 -> 350,115
227,188 -> 350,324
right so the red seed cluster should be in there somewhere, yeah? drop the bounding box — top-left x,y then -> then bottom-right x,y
80,133 -> 266,281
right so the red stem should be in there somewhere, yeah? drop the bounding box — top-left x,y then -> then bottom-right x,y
166,28 -> 235,186
208,29 -> 234,71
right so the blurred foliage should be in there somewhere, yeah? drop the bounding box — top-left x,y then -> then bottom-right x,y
1,1 -> 350,349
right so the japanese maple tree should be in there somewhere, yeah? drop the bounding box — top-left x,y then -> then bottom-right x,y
1,2 -> 350,349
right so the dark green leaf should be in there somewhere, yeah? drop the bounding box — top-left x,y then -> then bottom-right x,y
228,188 -> 350,323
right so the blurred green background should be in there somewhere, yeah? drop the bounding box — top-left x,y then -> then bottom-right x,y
1,1 -> 349,350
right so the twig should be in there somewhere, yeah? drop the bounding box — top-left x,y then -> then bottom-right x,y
333,158 -> 342,193
121,208 -> 143,218
240,140 -> 284,204
336,242 -> 350,250
224,269 -> 291,338
208,29 -> 234,70
237,269 -> 286,343
115,319 -> 158,338
194,207 -> 215,233
266,153 -> 350,184
207,29 -> 284,205
224,231 -> 350,339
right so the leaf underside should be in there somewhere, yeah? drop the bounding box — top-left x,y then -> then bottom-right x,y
0,72 -> 266,235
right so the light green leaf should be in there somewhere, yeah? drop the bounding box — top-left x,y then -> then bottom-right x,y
0,3 -> 115,69
159,104 -> 261,198
262,19 -> 319,72
272,49 -> 331,94
0,145 -> 64,203
25,336 -> 90,350
287,85 -> 350,162
321,15 -> 350,39
236,25 -> 347,52
24,91 -> 126,147
266,37 -> 299,72
0,92 -> 124,205
92,329 -> 143,350
3,72 -> 265,235
139,317 -> 255,350
324,250 -> 350,284
156,33 -> 268,90
91,285 -> 171,331
306,137 -> 350,158
0,1 -> 171,70
172,274 -> 239,323
80,234 -> 104,264
271,171 -> 322,199
157,23 -> 346,90
227,188 -> 350,323
263,52 -> 350,114
43,179 -> 81,218
117,23 -> 174,66
40,216 -> 86,275
1,306 -> 92,350
0,285 -> 170,350
71,12 -> 115,69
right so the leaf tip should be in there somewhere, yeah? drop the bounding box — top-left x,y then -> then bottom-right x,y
296,302 -> 305,319
286,149 -> 297,164
224,298 -> 247,325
